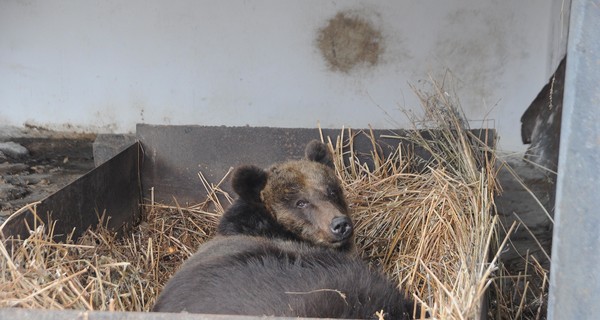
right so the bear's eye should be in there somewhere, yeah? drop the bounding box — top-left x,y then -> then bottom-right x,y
296,199 -> 309,208
327,187 -> 338,199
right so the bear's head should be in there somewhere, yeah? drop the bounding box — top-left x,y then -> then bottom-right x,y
231,140 -> 354,250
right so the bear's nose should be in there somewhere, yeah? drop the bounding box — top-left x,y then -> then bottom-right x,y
330,216 -> 353,240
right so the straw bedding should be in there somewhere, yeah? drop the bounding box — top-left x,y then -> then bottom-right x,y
0,84 -> 548,319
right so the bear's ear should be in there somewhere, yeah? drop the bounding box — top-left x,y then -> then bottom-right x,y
305,140 -> 334,168
231,165 -> 268,202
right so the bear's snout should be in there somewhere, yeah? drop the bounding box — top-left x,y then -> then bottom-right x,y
329,216 -> 353,241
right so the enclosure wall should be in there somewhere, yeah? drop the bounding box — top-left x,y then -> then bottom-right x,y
0,0 -> 567,151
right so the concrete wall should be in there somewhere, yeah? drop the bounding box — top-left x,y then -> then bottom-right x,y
0,0 -> 567,151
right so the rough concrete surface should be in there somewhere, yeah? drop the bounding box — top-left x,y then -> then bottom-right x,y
0,127 -> 95,221
0,142 -> 30,159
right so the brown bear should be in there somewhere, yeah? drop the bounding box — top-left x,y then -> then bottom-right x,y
217,140 -> 354,252
152,140 -> 417,319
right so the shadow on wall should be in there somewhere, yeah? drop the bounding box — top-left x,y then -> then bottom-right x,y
493,55 -> 565,318
521,56 -> 566,173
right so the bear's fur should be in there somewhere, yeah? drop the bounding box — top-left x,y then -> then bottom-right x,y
152,140 -> 418,319
152,235 -> 414,319
217,140 -> 354,251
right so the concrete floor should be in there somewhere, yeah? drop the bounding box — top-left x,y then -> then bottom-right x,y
0,127 -> 95,221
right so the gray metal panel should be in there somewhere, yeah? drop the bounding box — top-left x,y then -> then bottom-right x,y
548,0 -> 600,319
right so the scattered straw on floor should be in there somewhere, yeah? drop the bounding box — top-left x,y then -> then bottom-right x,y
0,81 -> 549,319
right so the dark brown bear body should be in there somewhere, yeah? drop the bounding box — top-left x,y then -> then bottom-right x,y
152,141 -> 416,319
217,140 -> 354,251
152,235 -> 413,319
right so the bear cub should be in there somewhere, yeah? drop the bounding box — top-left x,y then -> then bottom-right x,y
152,140 -> 418,319
217,140 -> 354,251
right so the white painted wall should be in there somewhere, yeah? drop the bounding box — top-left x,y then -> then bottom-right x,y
0,0 -> 567,151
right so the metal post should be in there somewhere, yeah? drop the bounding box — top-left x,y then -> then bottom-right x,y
548,0 -> 600,319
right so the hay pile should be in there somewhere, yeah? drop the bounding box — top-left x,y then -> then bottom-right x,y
0,84 -> 548,319
326,86 -> 499,319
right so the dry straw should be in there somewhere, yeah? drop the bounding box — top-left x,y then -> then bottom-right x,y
323,81 -> 501,319
0,80 -> 548,319
0,175 -> 228,312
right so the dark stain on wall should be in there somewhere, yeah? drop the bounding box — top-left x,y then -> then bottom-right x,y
317,12 -> 383,73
